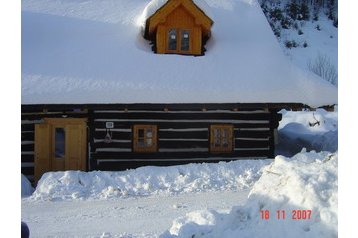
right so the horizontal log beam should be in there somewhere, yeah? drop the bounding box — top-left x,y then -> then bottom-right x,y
21,132 -> 34,141
92,112 -> 272,120
21,166 -> 34,176
21,143 -> 34,152
22,102 -> 312,112
91,150 -> 271,161
93,121 -> 271,130
21,154 -> 34,163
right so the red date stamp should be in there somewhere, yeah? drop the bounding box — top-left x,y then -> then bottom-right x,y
260,209 -> 312,220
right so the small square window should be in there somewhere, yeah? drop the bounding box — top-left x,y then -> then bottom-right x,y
210,125 -> 233,152
133,125 -> 157,152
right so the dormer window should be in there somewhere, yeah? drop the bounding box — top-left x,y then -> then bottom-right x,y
168,29 -> 177,50
181,30 -> 190,51
144,0 -> 213,56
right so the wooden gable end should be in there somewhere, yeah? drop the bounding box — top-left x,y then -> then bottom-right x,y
145,0 -> 213,55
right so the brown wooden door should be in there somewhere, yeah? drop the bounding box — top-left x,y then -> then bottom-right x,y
34,118 -> 87,182
66,124 -> 87,171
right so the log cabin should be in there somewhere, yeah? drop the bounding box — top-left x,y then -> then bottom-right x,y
21,0 -> 337,183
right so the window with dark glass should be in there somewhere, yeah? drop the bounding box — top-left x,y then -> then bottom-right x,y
133,125 -> 157,152
210,125 -> 233,152
181,30 -> 190,51
168,29 -> 177,51
55,128 -> 65,158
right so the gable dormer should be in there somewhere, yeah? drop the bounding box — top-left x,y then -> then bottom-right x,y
144,0 -> 213,56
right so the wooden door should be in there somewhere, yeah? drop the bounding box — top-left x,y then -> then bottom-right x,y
34,118 -> 87,182
66,124 -> 87,171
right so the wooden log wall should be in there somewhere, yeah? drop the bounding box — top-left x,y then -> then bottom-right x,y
21,106 -> 88,182
21,103 -> 293,181
89,108 -> 282,171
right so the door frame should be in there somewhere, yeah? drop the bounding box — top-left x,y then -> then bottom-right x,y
34,118 -> 88,182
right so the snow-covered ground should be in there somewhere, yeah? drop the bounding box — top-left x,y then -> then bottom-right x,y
22,187 -> 250,237
21,159 -> 269,237
161,151 -> 337,238
280,13 -> 338,79
21,109 -> 338,237
21,151 -> 337,238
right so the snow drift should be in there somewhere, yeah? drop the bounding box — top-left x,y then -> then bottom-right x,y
30,159 -> 271,201
161,151 -> 338,238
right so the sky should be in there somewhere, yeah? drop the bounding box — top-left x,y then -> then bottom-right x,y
0,0 -> 356,237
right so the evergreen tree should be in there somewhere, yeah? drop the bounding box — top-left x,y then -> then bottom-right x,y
286,2 -> 300,20
300,2 -> 310,20
270,8 -> 283,22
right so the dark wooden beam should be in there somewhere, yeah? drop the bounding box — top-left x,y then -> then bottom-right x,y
22,102 -> 319,112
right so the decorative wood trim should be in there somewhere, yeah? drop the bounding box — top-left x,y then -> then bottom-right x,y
210,124 -> 234,153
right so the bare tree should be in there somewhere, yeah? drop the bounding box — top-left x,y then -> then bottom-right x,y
307,53 -> 338,86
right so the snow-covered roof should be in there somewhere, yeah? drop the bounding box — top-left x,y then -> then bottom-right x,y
21,0 -> 337,108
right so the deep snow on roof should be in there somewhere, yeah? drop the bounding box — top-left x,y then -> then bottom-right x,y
21,0 -> 337,107
138,0 -> 214,29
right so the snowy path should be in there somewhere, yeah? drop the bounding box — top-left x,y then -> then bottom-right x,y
21,190 -> 250,237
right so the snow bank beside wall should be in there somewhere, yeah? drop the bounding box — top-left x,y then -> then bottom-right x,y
30,159 -> 271,201
161,151 -> 338,238
276,108 -> 338,156
21,174 -> 34,198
